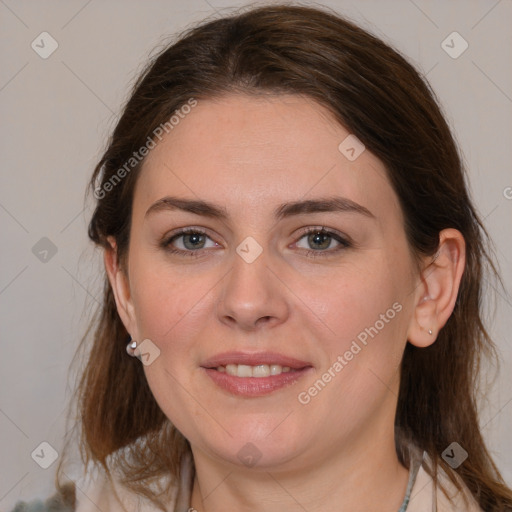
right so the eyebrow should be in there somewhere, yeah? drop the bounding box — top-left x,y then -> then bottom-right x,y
145,196 -> 375,221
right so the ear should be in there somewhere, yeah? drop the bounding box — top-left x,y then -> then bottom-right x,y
407,228 -> 466,348
104,236 -> 138,339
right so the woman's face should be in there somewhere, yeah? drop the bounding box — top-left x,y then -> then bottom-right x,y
118,93 -> 421,471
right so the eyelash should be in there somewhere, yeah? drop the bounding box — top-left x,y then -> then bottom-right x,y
160,226 -> 351,259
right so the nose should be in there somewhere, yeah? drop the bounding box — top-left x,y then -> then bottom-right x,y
216,247 -> 290,332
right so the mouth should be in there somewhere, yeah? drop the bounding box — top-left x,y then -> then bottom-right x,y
200,352 -> 313,397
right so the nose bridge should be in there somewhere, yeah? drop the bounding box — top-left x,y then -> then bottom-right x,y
216,240 -> 288,329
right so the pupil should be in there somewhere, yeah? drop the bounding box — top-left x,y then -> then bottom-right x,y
309,231 -> 330,250
184,233 -> 205,250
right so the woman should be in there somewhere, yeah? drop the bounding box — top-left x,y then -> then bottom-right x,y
11,4 -> 512,512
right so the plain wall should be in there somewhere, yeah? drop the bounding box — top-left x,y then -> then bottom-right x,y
1,0 -> 511,508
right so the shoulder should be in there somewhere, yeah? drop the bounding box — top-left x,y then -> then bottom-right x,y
74,456 -> 193,512
407,454 -> 482,512
74,469 -> 147,512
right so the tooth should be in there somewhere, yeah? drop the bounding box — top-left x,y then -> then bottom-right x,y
270,364 -> 282,375
252,364 -> 270,377
218,363 -> 296,376
236,364 -> 253,377
226,364 -> 238,376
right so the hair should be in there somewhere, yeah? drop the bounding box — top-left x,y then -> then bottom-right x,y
56,3 -> 512,511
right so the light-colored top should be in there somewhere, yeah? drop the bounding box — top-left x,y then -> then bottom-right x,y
72,449 -> 482,512
8,447 -> 482,512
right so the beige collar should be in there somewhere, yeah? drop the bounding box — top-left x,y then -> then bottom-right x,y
76,450 -> 481,512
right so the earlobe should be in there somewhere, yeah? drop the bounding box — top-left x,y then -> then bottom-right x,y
407,229 -> 466,348
104,236 -> 137,338
408,294 -> 438,348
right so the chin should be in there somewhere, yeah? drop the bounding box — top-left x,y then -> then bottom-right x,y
195,418 -> 309,469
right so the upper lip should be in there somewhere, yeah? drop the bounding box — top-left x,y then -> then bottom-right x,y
201,351 -> 313,369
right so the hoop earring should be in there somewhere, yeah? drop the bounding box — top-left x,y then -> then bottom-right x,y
126,338 -> 138,357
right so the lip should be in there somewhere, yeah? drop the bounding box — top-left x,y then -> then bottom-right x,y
200,351 -> 312,370
202,367 -> 313,397
200,351 -> 313,397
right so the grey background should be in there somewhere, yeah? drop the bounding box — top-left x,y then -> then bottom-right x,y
1,0 -> 511,508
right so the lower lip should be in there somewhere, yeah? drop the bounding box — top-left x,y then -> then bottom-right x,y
202,367 -> 312,397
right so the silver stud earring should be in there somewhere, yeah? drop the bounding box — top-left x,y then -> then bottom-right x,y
428,329 -> 433,335
126,338 -> 138,357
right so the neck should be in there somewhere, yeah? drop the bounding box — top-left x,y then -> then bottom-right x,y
189,404 -> 410,511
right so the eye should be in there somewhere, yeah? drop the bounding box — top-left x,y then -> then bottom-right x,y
161,228 -> 219,256
294,227 -> 351,257
160,226 -> 351,259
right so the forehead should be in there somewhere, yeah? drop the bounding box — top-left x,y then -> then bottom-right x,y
134,93 -> 401,225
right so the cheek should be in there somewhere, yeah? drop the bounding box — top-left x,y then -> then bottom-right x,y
317,257 -> 409,380
296,267 -> 407,434
129,258 -> 212,343
128,265 -> 214,430
324,265 -> 401,336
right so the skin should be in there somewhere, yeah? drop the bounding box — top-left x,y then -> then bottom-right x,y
105,93 -> 465,512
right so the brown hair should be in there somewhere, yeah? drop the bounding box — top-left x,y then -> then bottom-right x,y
57,4 -> 512,510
